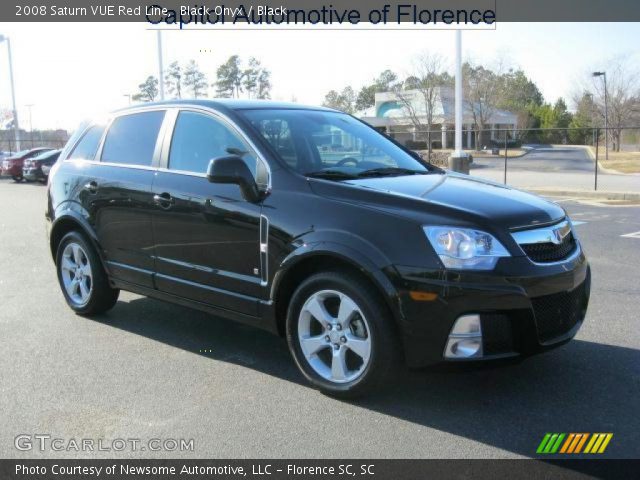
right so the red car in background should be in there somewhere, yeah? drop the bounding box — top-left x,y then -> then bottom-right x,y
0,148 -> 53,182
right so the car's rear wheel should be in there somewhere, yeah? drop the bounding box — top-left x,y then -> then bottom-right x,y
286,271 -> 400,398
56,231 -> 119,315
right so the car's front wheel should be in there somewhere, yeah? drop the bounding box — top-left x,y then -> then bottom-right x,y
55,231 -> 119,315
286,271 -> 400,398
12,175 -> 23,182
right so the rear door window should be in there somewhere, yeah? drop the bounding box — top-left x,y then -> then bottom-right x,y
101,111 -> 165,167
68,125 -> 105,161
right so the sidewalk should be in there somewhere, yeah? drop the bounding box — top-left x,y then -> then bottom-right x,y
471,169 -> 640,194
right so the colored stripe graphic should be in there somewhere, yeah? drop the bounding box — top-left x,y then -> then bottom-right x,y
574,433 -> 589,453
537,433 -> 552,454
539,433 -> 613,454
585,433 -> 613,454
597,434 -> 613,453
560,434 -> 575,453
537,433 -> 565,454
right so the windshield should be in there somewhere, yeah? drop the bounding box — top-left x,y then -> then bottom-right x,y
239,109 -> 432,178
33,150 -> 59,160
11,150 -> 30,158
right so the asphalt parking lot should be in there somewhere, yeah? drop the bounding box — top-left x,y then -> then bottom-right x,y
0,179 -> 639,459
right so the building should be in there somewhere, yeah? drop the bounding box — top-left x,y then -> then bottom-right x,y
358,87 -> 518,149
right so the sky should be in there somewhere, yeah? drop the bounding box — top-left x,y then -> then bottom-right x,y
0,22 -> 637,130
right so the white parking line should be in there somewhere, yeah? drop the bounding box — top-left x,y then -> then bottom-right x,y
571,221 -> 587,226
621,231 -> 640,239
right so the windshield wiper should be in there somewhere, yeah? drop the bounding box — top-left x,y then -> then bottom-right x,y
304,170 -> 358,180
356,167 -> 429,178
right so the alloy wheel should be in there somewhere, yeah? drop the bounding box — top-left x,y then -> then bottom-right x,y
297,290 -> 372,384
60,242 -> 93,306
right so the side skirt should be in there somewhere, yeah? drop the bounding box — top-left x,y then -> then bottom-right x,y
110,278 -> 279,335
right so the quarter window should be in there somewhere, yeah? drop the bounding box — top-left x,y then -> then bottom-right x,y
68,125 -> 105,161
169,111 -> 258,176
101,111 -> 165,166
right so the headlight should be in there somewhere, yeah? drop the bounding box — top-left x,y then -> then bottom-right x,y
423,226 -> 510,270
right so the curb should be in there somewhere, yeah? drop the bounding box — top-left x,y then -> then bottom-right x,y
526,188 -> 640,201
576,145 -> 620,175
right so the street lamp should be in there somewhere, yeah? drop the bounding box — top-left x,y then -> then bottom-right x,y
25,103 -> 34,145
592,71 -> 608,160
157,31 -> 165,101
0,35 -> 21,152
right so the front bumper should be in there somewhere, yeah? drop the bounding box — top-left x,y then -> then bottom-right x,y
23,167 -> 45,181
392,244 -> 590,367
0,164 -> 21,177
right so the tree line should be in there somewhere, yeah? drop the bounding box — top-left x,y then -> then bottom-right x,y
322,54 -> 640,151
131,55 -> 272,103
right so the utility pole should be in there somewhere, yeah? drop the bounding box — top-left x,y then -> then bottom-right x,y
453,30 -> 463,158
592,71 -> 608,160
0,35 -> 20,151
25,104 -> 34,146
448,30 -> 470,174
25,104 -> 33,132
157,31 -> 165,101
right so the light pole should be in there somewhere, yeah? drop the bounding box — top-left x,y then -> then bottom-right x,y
157,31 -> 165,101
0,35 -> 20,151
448,30 -> 469,174
25,103 -> 34,145
593,71 -> 608,160
25,104 -> 33,132
453,29 -> 463,158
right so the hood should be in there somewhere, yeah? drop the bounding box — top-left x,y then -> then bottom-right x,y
312,172 -> 565,230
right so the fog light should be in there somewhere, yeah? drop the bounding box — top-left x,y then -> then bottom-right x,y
443,314 -> 483,359
450,314 -> 482,336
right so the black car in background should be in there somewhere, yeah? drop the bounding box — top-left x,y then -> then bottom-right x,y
23,149 -> 61,182
46,100 -> 590,397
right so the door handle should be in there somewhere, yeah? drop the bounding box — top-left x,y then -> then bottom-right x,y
153,192 -> 175,209
84,181 -> 98,194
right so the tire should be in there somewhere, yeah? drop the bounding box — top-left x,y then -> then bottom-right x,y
55,231 -> 119,315
286,271 -> 401,398
12,175 -> 23,182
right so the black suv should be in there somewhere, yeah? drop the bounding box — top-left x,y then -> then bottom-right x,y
47,100 -> 590,397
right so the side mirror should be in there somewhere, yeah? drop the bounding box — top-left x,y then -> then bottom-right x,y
206,155 -> 261,202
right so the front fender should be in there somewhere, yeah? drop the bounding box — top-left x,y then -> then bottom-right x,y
271,233 -> 406,329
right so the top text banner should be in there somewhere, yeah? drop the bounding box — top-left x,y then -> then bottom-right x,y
4,0 -> 640,24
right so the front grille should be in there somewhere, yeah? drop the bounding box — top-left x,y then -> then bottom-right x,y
531,281 -> 588,343
481,314 -> 514,355
521,232 -> 577,263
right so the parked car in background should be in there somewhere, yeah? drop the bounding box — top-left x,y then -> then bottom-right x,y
0,148 -> 53,182
23,149 -> 61,182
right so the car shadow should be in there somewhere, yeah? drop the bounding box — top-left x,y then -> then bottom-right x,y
92,296 -> 640,459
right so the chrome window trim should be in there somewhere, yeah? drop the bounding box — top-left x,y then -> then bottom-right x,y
512,220 -> 572,246
63,159 -> 157,172
62,103 -> 272,192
